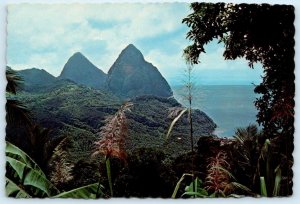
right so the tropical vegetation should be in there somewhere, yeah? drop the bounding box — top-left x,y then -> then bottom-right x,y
5,2 -> 294,198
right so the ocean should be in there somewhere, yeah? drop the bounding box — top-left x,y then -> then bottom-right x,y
172,85 -> 260,137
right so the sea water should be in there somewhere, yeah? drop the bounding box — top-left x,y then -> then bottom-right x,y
172,85 -> 260,137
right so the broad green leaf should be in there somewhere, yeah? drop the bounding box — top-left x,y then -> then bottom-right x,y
5,177 -> 31,198
182,177 -> 208,198
6,156 -> 26,180
6,156 -> 59,197
185,177 -> 205,193
23,167 -> 59,197
6,142 -> 38,170
54,183 -> 104,198
6,142 -> 59,197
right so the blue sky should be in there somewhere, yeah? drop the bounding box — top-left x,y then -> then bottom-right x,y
7,3 -> 263,85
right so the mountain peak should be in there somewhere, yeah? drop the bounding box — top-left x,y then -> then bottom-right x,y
118,44 -> 144,62
124,44 -> 138,51
72,51 -> 84,57
69,52 -> 87,61
59,52 -> 107,89
107,45 -> 173,99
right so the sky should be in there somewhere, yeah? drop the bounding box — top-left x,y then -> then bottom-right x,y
7,3 -> 263,86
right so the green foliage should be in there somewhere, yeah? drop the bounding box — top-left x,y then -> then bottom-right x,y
6,141 -> 59,197
6,67 -> 32,129
232,125 -> 262,188
183,6 -> 294,195
106,158 -> 113,197
183,2 -> 295,134
113,147 -> 177,198
6,141 -> 104,198
171,173 -> 193,198
5,177 -> 31,198
182,177 -> 208,198
273,166 -> 282,196
17,84 -> 216,165
260,177 -> 267,197
54,183 -> 104,198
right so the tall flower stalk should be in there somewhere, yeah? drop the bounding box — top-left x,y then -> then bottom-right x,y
187,65 -> 196,196
167,65 -> 196,197
93,102 -> 133,197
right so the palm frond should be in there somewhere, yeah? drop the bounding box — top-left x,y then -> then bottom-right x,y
234,124 -> 258,142
6,99 -> 32,128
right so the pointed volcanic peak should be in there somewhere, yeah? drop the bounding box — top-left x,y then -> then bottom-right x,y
107,44 -> 173,99
59,52 -> 107,89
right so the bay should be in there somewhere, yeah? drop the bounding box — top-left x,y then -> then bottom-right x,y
172,85 -> 260,137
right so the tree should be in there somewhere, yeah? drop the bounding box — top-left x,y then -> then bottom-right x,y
182,3 -> 294,195
6,67 -> 32,129
6,67 -> 65,172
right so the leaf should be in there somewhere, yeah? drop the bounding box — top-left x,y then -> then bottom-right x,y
106,158 -> 113,197
182,177 -> 208,198
228,194 -> 243,198
231,182 -> 253,194
166,108 -> 187,140
209,192 -> 217,198
6,156 -> 26,180
211,166 -> 236,180
5,177 -> 31,198
273,166 -> 281,196
6,142 -> 59,197
6,99 -> 32,128
260,177 -> 267,197
185,177 -> 203,192
54,183 -> 104,198
6,141 -> 37,170
171,173 -> 193,198
182,191 -> 207,198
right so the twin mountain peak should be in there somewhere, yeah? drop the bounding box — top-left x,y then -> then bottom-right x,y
20,44 -> 173,99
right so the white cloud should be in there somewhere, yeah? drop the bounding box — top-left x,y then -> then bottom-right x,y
197,45 -> 249,70
8,4 -> 190,69
7,3 -> 262,85
7,3 -> 190,75
145,49 -> 185,79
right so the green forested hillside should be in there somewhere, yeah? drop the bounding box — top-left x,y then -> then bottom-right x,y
16,81 -> 216,161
